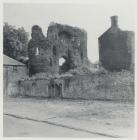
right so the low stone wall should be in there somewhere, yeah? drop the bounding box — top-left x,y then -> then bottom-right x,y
62,72 -> 134,101
17,71 -> 134,102
18,78 -> 50,97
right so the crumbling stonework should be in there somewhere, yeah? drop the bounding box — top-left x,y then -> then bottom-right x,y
19,19 -> 134,101
28,25 -> 54,75
98,16 -> 135,72
28,23 -> 87,75
18,71 -> 134,101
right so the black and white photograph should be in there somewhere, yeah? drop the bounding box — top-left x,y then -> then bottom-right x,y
1,0 -> 136,138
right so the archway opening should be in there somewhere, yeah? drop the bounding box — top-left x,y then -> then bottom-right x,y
59,57 -> 66,66
59,56 -> 70,74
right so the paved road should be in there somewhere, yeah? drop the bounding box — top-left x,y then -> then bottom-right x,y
3,115 -> 105,137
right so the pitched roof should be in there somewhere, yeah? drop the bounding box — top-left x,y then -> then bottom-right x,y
3,54 -> 25,66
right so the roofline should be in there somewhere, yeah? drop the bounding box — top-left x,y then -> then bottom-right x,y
3,54 -> 26,66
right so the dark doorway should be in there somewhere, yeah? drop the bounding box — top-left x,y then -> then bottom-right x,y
55,83 -> 62,98
48,83 -> 62,98
48,84 -> 54,98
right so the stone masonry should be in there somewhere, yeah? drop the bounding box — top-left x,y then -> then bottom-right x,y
28,23 -> 87,75
18,18 -> 134,101
98,16 -> 135,72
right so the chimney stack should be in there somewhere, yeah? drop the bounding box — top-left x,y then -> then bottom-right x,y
111,16 -> 118,27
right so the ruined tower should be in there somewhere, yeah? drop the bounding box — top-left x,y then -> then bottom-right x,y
98,16 -> 134,71
28,23 -> 87,75
47,23 -> 87,73
28,25 -> 55,75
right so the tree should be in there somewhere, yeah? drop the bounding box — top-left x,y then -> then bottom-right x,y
3,22 -> 29,63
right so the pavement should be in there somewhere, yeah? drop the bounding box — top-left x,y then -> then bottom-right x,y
3,97 -> 135,137
4,115 -> 103,137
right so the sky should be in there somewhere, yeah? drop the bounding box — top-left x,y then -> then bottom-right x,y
4,3 -> 135,63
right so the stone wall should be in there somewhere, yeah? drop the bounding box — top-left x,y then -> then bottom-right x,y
18,79 -> 49,97
28,26 -> 55,75
47,22 -> 87,67
28,23 -> 87,75
18,71 -> 134,102
98,16 -> 135,72
62,72 -> 134,101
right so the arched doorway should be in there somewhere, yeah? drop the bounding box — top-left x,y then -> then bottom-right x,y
55,83 -> 62,98
48,82 -> 63,98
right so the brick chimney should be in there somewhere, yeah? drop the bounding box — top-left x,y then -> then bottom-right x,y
111,16 -> 118,27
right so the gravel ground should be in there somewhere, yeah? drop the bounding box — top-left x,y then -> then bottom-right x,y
3,97 -> 134,137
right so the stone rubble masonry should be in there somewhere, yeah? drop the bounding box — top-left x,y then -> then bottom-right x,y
98,16 -> 135,72
18,71 -> 134,102
28,23 -> 87,75
16,19 -> 134,101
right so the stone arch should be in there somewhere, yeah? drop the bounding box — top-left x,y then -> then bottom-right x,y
59,56 -> 70,74
59,57 -> 66,66
55,83 -> 62,98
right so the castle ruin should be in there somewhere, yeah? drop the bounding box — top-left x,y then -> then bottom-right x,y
28,23 -> 87,75
17,17 -> 134,101
98,16 -> 134,71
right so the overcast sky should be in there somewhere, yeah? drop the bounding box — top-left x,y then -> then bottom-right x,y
4,3 -> 135,63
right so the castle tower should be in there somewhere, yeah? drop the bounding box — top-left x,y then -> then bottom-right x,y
28,23 -> 88,75
28,25 -> 55,75
98,16 -> 134,71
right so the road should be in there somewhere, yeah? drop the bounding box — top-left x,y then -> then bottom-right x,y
3,115 -> 105,137
3,97 -> 134,137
